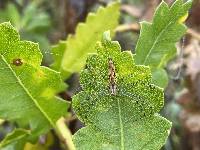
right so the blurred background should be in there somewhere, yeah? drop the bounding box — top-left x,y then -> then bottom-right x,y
0,0 -> 200,149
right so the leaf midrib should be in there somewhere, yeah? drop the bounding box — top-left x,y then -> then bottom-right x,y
117,99 -> 125,150
142,21 -> 173,65
0,54 -> 55,128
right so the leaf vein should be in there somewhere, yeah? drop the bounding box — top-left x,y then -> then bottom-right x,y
117,99 -> 125,150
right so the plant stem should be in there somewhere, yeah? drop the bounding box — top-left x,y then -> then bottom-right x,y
56,117 -> 75,150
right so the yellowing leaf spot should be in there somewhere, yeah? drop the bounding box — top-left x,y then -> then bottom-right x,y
41,88 -> 55,99
178,12 -> 189,23
33,70 -> 45,81
32,70 -> 46,86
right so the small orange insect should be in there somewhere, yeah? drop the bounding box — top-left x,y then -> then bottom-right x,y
108,58 -> 116,95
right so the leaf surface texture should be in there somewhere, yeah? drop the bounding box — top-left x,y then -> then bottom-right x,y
72,32 -> 171,150
0,22 -> 68,148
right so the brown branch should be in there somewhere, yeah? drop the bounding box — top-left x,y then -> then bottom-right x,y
115,23 -> 140,33
142,0 -> 160,21
121,4 -> 142,18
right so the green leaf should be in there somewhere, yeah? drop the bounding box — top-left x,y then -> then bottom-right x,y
134,0 -> 192,88
151,68 -> 168,88
0,22 -> 68,144
0,4 -> 21,29
21,3 -> 50,32
51,41 -> 70,79
72,32 -> 171,150
51,2 -> 120,79
0,129 -> 30,150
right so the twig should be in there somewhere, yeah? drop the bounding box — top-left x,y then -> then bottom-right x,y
142,0 -> 160,21
121,4 -> 142,18
115,23 -> 140,33
187,28 -> 200,41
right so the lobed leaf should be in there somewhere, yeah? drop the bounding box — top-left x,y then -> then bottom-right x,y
72,32 -> 171,150
0,22 -> 68,148
51,2 -> 120,79
134,0 -> 192,88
